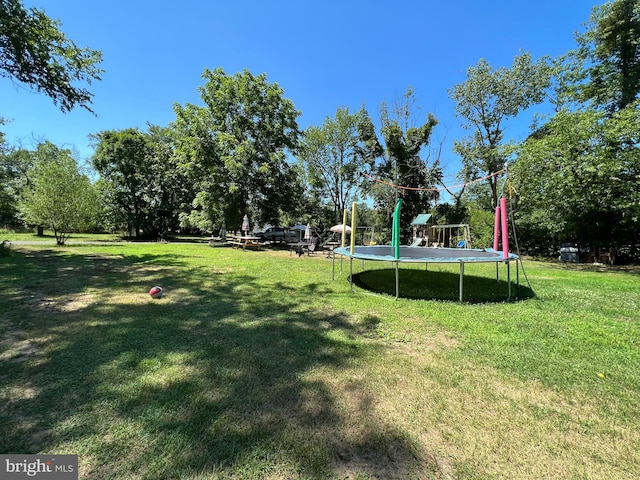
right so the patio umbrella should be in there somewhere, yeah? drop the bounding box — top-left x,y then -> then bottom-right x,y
329,224 -> 351,233
304,223 -> 311,241
241,214 -> 250,235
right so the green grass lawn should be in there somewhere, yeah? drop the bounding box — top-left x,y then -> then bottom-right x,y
1,242 -> 639,479
1,228 -> 124,243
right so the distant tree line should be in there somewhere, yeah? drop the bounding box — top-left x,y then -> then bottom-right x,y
512,0 -> 640,259
1,0 -> 639,259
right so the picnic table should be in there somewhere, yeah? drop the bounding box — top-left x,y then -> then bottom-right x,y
288,241 -> 311,256
228,234 -> 263,250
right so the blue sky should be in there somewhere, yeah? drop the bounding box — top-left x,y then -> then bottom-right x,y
2,0 -> 597,181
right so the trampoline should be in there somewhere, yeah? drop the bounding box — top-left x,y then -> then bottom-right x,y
333,245 -> 520,301
332,196 -> 520,301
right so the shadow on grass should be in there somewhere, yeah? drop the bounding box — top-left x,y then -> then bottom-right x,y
553,262 -> 640,276
0,248 -> 434,478
352,267 -> 535,303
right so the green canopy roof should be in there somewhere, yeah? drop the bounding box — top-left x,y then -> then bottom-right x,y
411,214 -> 432,226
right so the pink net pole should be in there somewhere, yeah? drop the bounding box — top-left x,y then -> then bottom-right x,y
500,197 -> 509,258
493,205 -> 501,251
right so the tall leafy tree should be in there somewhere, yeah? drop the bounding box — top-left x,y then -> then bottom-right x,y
0,0 -> 103,112
145,125 -> 195,237
91,128 -> 153,237
91,127 -> 190,238
20,142 -> 98,244
298,106 -> 377,223
513,105 -> 640,255
449,52 -> 552,207
368,87 -> 441,240
0,146 -> 33,225
512,2 -> 640,259
568,0 -> 640,113
173,68 -> 301,231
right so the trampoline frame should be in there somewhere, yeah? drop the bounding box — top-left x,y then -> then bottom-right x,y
332,245 -> 520,301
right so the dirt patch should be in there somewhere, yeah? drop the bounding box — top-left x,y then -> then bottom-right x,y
0,330 -> 38,362
27,292 -> 96,313
332,446 -> 439,479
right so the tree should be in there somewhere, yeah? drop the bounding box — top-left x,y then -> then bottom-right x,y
0,0 -> 103,112
20,142 -> 98,244
367,87 -> 441,240
512,105 -> 640,256
568,0 -> 640,113
449,52 -> 552,208
91,129 -> 153,237
0,146 -> 34,225
298,106 -> 377,224
173,68 -> 302,231
91,126 -> 191,238
144,125 -> 195,237
510,2 -> 640,259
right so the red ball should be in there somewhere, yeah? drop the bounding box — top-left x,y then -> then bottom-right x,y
149,286 -> 163,298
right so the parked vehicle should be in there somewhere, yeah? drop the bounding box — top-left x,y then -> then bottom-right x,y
257,227 -> 299,243
559,242 -> 579,263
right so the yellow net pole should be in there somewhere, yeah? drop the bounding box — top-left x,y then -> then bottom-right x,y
350,202 -> 357,255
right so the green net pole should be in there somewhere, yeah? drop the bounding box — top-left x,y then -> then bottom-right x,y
393,199 -> 402,259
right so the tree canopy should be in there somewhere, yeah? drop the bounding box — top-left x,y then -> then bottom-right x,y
370,88 -> 441,239
0,145 -> 33,225
173,68 -> 302,232
449,52 -> 552,207
20,142 -> 97,244
0,0 -> 103,112
91,126 -> 192,239
509,0 -> 640,259
3,0 -> 640,261
298,106 -> 377,223
513,105 -> 640,255
571,0 -> 640,113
